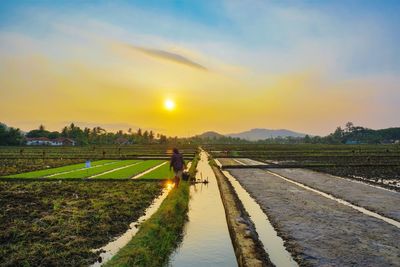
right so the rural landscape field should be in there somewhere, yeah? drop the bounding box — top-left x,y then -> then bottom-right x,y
1,1 -> 399,267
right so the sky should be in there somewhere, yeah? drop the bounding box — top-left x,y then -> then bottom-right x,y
1,0 -> 399,136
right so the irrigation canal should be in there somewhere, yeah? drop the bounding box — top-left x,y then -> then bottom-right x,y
168,151 -> 237,266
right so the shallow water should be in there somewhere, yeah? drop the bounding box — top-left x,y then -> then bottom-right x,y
223,170 -> 298,267
168,152 -> 237,267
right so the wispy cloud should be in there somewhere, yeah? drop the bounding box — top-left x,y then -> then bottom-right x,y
127,44 -> 208,71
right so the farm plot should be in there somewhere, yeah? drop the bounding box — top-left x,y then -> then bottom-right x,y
139,162 -> 173,179
270,168 -> 400,221
95,160 -> 164,179
0,158 -> 85,177
206,144 -> 400,189
4,160 -> 115,178
227,168 -> 400,266
50,160 -> 138,178
0,180 -> 162,267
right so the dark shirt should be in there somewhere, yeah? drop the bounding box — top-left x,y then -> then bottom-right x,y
170,153 -> 185,172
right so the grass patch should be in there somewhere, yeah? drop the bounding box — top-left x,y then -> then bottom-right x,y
95,160 -> 164,179
5,160 -> 115,178
0,180 -> 162,266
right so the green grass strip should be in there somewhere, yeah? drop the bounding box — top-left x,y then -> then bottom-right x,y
50,160 -> 138,178
104,181 -> 190,267
5,160 -> 115,178
94,160 -> 164,179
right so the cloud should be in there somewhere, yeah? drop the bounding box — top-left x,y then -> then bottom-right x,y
127,44 -> 208,71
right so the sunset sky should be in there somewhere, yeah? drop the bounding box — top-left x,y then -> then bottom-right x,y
1,1 -> 399,136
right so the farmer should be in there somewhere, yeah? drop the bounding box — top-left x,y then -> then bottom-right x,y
170,148 -> 186,187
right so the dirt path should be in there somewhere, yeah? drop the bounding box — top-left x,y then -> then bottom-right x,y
228,168 -> 400,266
270,168 -> 400,222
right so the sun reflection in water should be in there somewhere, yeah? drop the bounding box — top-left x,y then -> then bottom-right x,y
165,181 -> 175,191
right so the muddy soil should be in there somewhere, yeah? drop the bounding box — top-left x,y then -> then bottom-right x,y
0,181 -> 162,267
311,166 -> 400,189
228,168 -> 400,266
271,168 -> 400,221
235,158 -> 267,166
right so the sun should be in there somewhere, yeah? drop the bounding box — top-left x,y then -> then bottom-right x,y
164,99 -> 175,111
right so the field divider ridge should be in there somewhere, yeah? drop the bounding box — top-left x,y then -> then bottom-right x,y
132,161 -> 167,179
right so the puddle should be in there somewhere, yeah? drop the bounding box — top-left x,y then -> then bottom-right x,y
90,188 -> 170,267
168,152 -> 237,267
267,170 -> 400,229
223,170 -> 298,267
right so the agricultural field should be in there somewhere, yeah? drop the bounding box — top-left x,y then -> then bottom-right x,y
0,180 -> 163,266
1,144 -> 398,267
0,145 -> 197,159
95,160 -> 165,179
1,160 -> 171,180
4,160 -> 116,178
206,144 -> 400,189
0,158 -> 86,177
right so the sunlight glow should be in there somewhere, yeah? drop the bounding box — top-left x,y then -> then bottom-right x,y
164,99 -> 175,111
165,181 -> 175,191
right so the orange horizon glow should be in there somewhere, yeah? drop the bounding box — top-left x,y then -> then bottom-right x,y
1,2 -> 399,136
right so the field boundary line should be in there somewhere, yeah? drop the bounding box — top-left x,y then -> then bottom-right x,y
266,170 -> 400,228
233,159 -> 246,165
89,161 -> 142,178
45,161 -> 119,178
131,161 -> 167,179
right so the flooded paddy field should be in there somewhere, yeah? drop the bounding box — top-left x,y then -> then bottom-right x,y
271,168 -> 400,221
207,144 -> 400,190
227,168 -> 400,266
0,180 -> 162,266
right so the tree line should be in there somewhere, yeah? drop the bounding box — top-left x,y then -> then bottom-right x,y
0,122 -> 170,145
1,121 -> 399,146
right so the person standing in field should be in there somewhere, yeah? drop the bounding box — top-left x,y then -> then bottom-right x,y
170,148 -> 186,187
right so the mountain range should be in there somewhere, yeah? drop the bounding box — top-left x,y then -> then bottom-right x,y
196,128 -> 307,141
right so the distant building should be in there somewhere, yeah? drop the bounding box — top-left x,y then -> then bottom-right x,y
26,137 -> 76,146
114,137 -> 130,145
345,140 -> 361,145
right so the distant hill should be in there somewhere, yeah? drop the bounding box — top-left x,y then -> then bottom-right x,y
227,128 -> 306,141
195,128 -> 307,141
195,131 -> 225,139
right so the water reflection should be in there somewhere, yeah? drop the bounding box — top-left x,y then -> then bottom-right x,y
168,152 -> 237,267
